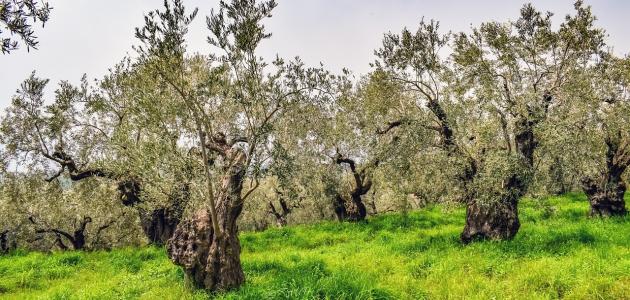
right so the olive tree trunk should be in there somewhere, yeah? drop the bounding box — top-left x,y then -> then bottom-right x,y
168,152 -> 246,291
268,197 -> 291,227
582,178 -> 627,217
461,194 -> 520,243
140,182 -> 190,245
334,192 -> 368,222
140,207 -> 181,245
461,113 -> 540,243
333,153 -> 375,222
581,133 -> 629,217
0,230 -> 16,254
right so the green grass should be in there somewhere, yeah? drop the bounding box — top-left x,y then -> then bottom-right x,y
1,193 -> 628,299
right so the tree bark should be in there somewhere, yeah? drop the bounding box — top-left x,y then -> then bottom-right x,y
580,132 -> 629,217
268,199 -> 289,227
333,154 -> 373,222
0,230 -> 16,254
582,178 -> 627,217
168,150 -> 246,291
333,192 -> 368,222
461,111 -> 540,243
32,216 -> 92,250
140,182 -> 190,245
140,207 -> 181,245
461,193 -> 521,244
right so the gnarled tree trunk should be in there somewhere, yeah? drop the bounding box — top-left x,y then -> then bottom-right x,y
168,149 -> 246,291
581,132 -> 629,217
334,191 -> 368,222
140,182 -> 190,245
140,207 -> 181,245
0,230 -> 16,254
461,193 -> 521,243
333,153 -> 374,222
582,178 -> 627,217
31,216 -> 92,250
268,195 -> 292,227
461,110 -> 543,243
45,149 -> 186,245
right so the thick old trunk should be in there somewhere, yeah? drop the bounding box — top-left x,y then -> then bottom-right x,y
422,98 -> 521,243
460,166 -> 527,243
333,193 -> 368,222
460,112 -> 540,243
168,151 -> 246,291
140,182 -> 190,245
0,230 -> 16,254
580,132 -> 629,217
461,196 -> 520,244
167,209 -> 244,291
582,177 -> 627,217
333,153 -> 375,222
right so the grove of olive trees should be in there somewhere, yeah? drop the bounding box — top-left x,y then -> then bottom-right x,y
0,0 -> 627,295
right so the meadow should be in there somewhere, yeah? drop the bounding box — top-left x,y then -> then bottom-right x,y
0,193 -> 628,300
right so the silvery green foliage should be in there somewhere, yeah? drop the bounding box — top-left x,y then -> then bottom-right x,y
0,0 -> 625,243
0,0 -> 51,53
370,1 -> 606,206
550,53 -> 630,185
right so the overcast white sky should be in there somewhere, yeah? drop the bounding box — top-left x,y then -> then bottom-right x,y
1,0 -> 628,109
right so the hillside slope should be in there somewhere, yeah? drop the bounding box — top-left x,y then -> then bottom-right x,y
0,193 -> 628,299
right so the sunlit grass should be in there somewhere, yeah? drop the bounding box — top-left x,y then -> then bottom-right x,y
0,193 -> 628,299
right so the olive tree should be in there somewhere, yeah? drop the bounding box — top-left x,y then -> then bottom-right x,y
134,0 -> 334,291
0,170 -> 140,251
569,54 -> 630,216
374,1 -> 604,242
0,62 -> 192,245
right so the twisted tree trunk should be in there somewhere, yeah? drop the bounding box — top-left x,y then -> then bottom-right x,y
168,147 -> 246,291
461,175 -> 523,243
581,133 -> 629,217
333,153 -> 374,222
31,216 -> 92,250
45,149 -> 186,244
268,194 -> 292,227
334,192 -> 368,222
582,178 -> 627,217
140,182 -> 190,245
140,207 -> 181,245
461,105 -> 547,243
0,230 -> 16,254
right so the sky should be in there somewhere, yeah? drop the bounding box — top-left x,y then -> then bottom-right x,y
1,0 -> 629,109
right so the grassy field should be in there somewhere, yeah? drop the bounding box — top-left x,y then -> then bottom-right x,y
0,193 -> 628,299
